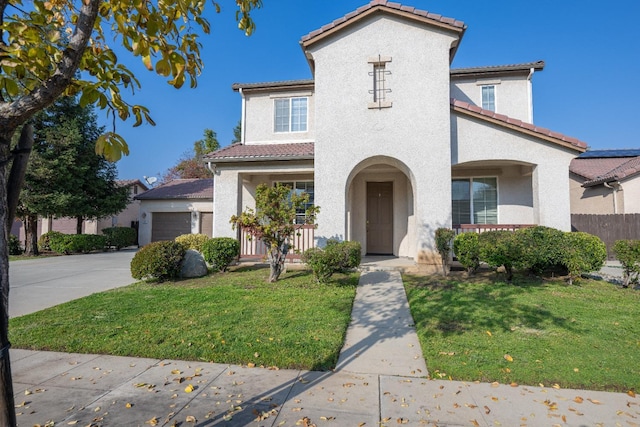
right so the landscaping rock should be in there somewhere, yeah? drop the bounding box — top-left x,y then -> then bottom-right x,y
180,249 -> 208,278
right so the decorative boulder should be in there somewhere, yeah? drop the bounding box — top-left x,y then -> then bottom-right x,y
180,249 -> 208,278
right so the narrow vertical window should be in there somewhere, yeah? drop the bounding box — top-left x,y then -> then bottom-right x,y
368,55 -> 392,109
482,85 -> 496,112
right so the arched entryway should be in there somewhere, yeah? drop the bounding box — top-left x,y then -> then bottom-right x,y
346,156 -> 416,258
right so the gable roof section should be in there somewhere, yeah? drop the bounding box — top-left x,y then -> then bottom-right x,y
204,142 -> 314,163
570,156 -> 640,187
135,179 -> 212,200
117,179 -> 149,191
300,1 -> 466,65
451,98 -> 587,152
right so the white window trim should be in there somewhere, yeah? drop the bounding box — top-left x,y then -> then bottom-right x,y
480,85 -> 497,112
273,97 -> 308,134
452,176 -> 499,224
368,55 -> 392,109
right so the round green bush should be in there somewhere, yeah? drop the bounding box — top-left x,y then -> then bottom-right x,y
38,231 -> 64,252
516,226 -> 566,273
175,233 -> 210,252
8,234 -> 22,255
102,227 -> 137,250
478,230 -> 524,281
130,241 -> 186,281
201,237 -> 240,272
613,240 -> 640,287
561,232 -> 607,284
453,232 -> 480,274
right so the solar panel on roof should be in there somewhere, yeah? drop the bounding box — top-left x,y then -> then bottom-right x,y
578,149 -> 640,158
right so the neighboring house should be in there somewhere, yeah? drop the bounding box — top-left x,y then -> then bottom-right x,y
205,1 -> 587,269
570,150 -> 640,214
11,179 -> 148,244
135,179 -> 213,246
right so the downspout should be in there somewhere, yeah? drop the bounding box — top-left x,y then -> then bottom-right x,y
239,87 -> 246,144
207,162 -> 216,236
526,67 -> 535,123
603,181 -> 622,214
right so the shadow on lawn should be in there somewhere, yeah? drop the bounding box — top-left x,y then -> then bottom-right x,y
405,272 -> 580,338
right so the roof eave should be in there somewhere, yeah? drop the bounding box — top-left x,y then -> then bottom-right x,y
206,155 -> 315,164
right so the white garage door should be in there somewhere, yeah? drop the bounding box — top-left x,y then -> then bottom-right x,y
151,212 -> 191,242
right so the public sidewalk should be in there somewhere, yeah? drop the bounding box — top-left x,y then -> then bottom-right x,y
11,265 -> 638,426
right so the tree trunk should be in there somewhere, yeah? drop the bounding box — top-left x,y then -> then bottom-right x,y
5,125 -> 33,236
24,214 -> 39,256
0,134 -> 18,426
76,216 -> 83,235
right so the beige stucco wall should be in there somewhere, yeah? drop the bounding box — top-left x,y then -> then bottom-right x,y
570,174 -> 640,215
138,199 -> 213,246
451,75 -> 533,122
452,164 -> 535,225
452,113 -> 577,231
309,14 -> 459,263
212,161 -> 314,239
243,90 -> 315,143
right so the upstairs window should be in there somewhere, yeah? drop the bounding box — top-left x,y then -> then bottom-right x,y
481,85 -> 496,112
274,97 -> 307,133
452,177 -> 498,225
368,55 -> 392,109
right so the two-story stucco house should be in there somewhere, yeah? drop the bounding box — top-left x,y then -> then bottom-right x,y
205,0 -> 587,270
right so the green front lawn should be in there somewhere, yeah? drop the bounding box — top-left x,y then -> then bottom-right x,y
10,267 -> 359,371
404,272 -> 640,392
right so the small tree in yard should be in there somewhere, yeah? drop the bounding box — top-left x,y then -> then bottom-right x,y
435,228 -> 455,276
231,183 -> 319,282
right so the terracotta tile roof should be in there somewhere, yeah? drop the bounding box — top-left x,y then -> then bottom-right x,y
571,156 -> 640,187
451,61 -> 545,78
300,0 -> 465,47
204,142 -> 315,162
134,179 -> 212,200
450,98 -> 587,152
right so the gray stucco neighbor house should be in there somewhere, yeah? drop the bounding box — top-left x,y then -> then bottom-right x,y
204,0 -> 587,270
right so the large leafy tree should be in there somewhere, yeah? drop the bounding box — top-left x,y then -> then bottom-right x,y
162,128 -> 219,181
231,183 -> 319,283
20,96 -> 130,255
0,1 -> 261,424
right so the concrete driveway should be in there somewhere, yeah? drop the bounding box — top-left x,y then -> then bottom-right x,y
8,249 -> 137,318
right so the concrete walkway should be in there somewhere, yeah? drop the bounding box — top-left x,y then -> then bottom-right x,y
10,261 -> 638,426
336,270 -> 428,377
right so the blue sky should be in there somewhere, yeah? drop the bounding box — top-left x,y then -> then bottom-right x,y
108,0 -> 640,181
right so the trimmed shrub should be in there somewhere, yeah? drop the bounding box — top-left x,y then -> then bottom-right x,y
201,237 -> 240,272
613,240 -> 640,288
48,234 -> 106,254
302,240 -> 361,283
325,239 -> 362,272
516,226 -> 566,273
302,247 -> 335,283
435,228 -> 456,275
130,241 -> 186,282
478,230 -> 523,281
561,232 -> 607,284
175,233 -> 210,252
453,232 -> 480,274
8,234 -> 22,255
102,227 -> 137,250
38,231 -> 64,252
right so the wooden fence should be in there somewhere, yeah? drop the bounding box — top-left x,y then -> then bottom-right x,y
239,224 -> 315,261
571,214 -> 640,260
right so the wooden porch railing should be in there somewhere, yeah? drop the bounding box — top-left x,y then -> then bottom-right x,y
453,224 -> 535,234
239,224 -> 315,260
